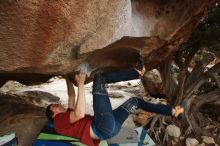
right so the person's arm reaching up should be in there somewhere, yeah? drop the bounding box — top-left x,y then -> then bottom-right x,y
66,76 -> 76,109
69,70 -> 86,123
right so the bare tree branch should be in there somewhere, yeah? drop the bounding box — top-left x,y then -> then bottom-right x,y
159,56 -> 177,104
187,89 -> 220,135
176,70 -> 187,104
184,61 -> 220,98
184,61 -> 205,97
213,75 -> 220,88
184,45 -> 201,68
205,62 -> 220,76
175,49 -> 184,69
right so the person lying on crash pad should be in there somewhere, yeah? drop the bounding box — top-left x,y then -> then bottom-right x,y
45,58 -> 186,146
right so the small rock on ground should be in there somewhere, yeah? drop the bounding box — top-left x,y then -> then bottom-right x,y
202,136 -> 215,144
186,137 -> 199,146
166,124 -> 181,138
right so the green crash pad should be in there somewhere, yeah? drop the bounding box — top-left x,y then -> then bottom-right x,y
33,121 -> 155,146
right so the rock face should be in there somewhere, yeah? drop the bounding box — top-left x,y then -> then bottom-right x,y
0,91 -> 60,146
0,0 -> 216,86
142,69 -> 165,98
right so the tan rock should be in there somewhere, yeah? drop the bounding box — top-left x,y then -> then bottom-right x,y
142,69 -> 165,98
186,138 -> 199,146
202,136 -> 215,144
0,0 -> 215,86
0,92 -> 58,146
166,124 -> 181,138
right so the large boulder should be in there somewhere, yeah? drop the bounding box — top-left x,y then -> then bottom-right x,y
0,0 -> 216,86
0,91 -> 60,146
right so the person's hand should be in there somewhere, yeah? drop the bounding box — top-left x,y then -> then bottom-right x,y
75,69 -> 86,86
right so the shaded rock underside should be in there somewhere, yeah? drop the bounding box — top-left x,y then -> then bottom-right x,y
0,0 -> 217,86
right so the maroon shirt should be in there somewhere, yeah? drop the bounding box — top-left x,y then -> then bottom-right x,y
54,109 -> 100,146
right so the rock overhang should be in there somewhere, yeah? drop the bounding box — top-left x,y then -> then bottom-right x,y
0,0 -> 217,86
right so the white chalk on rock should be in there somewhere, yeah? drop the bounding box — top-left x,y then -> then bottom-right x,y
75,62 -> 93,76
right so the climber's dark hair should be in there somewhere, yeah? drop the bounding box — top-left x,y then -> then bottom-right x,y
45,104 -> 54,122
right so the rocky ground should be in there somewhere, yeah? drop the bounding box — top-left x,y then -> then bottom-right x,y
0,77 -> 219,146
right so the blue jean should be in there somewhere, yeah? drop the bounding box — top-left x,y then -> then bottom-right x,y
91,69 -> 172,140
